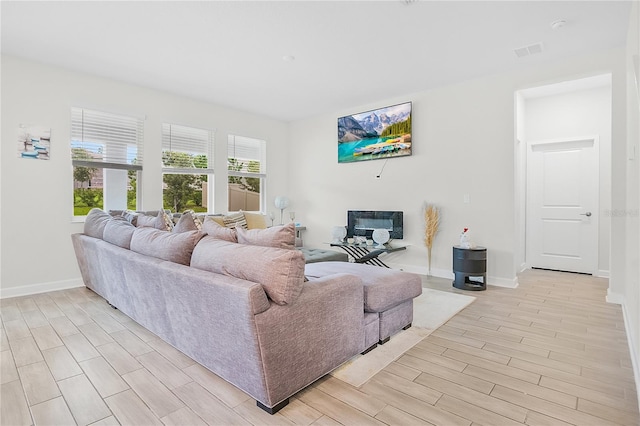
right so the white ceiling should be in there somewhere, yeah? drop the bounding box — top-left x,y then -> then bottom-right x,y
1,1 -> 632,122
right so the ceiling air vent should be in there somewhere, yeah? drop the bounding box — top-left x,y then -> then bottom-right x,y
514,42 -> 544,58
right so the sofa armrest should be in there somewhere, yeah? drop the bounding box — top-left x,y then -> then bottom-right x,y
253,273 -> 364,407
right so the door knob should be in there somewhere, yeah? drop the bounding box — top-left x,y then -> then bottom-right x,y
580,212 -> 592,217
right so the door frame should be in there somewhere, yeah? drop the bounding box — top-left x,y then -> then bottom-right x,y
524,135 -> 600,275
514,75 -> 612,279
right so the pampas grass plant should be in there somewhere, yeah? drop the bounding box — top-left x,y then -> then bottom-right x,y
423,204 -> 440,275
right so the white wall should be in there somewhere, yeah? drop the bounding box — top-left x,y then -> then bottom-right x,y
289,48 -> 626,288
523,84 -> 612,276
624,0 -> 640,406
514,93 -> 526,273
0,55 -> 290,297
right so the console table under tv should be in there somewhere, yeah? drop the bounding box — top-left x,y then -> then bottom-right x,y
329,242 -> 407,268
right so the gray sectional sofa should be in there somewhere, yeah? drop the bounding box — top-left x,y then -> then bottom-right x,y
72,208 -> 422,414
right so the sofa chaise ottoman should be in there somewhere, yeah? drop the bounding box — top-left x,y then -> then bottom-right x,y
305,261 -> 422,349
298,247 -> 349,263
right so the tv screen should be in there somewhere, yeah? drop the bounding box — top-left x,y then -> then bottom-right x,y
337,102 -> 412,164
347,210 -> 403,239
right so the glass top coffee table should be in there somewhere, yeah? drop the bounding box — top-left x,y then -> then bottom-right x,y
329,242 -> 407,268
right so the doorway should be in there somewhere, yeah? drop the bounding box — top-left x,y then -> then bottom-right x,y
526,137 -> 599,273
516,74 -> 612,276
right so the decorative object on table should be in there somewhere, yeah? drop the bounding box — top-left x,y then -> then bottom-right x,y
371,228 -> 390,248
354,236 -> 367,245
268,212 -> 275,227
328,239 -> 407,267
289,211 -> 296,222
331,226 -> 347,244
337,102 -> 412,164
459,227 -> 475,249
423,204 -> 440,276
17,125 -> 51,160
274,196 -> 289,225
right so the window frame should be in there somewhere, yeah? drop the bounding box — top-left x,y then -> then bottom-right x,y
161,123 -> 215,213
227,134 -> 267,213
70,107 -> 144,219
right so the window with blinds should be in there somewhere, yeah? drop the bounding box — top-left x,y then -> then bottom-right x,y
228,135 -> 266,212
161,123 -> 214,173
228,135 -> 266,176
71,107 -> 143,170
161,124 -> 214,214
71,107 -> 144,216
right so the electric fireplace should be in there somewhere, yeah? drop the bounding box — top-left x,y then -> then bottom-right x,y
346,210 -> 403,239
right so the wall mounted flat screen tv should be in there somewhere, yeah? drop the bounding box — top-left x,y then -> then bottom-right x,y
347,210 -> 403,239
337,101 -> 412,163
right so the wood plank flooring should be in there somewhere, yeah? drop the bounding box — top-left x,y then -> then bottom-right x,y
0,269 -> 638,425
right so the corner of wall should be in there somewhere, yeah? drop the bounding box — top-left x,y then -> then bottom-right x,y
621,299 -> 640,411
606,288 -> 624,305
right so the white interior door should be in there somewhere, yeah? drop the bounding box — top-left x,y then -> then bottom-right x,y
526,137 -> 598,274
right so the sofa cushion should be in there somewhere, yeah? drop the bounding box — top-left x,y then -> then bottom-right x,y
237,223 -> 295,249
136,212 -> 155,228
137,210 -> 174,231
173,210 -> 203,233
108,209 -> 139,226
103,218 -> 136,249
122,210 -> 139,226
208,216 -> 226,227
299,247 -> 349,263
243,212 -> 267,229
130,227 -> 204,265
191,236 -> 305,305
305,261 -> 423,313
202,219 -> 238,242
222,212 -> 248,229
84,208 -> 111,239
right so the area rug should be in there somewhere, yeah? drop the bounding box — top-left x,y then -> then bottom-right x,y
330,288 -> 476,387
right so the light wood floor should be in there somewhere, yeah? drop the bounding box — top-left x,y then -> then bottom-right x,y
1,269 -> 638,425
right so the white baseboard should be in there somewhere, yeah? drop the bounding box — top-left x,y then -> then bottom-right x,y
0,278 -> 84,299
386,262 -> 519,288
597,269 -> 610,278
488,275 -> 520,288
606,289 -> 624,305
620,300 -> 640,411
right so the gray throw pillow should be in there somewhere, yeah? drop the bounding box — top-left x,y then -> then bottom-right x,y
137,210 -> 173,231
202,218 -> 238,242
130,227 -> 204,265
191,236 -> 305,305
103,219 -> 136,249
173,210 -> 203,233
84,208 -> 111,239
236,222 -> 296,249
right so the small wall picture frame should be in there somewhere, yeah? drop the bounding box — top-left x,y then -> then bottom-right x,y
18,125 -> 51,160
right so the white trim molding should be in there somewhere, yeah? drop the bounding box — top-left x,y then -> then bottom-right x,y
606,289 -> 624,305
596,269 -> 610,278
386,262 -> 519,288
620,300 -> 640,411
0,278 -> 84,299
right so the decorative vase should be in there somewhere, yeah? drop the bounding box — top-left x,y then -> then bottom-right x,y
459,227 -> 475,249
331,226 -> 347,244
372,228 -> 390,248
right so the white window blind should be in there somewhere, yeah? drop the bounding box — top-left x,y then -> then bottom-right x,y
71,107 -> 143,170
227,135 -> 266,177
162,123 -> 214,174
